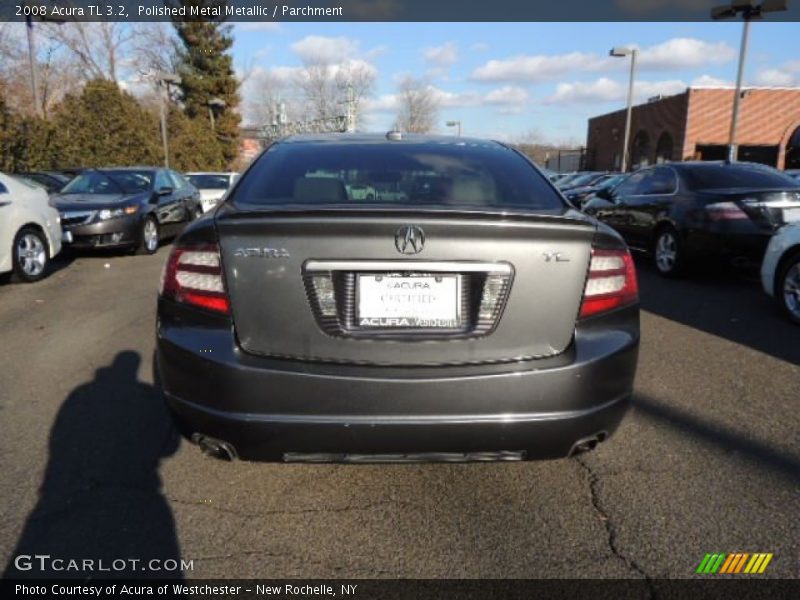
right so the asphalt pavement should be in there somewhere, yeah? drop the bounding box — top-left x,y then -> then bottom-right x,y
0,247 -> 798,580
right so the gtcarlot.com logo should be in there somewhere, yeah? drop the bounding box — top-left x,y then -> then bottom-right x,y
13,554 -> 194,573
696,552 -> 773,575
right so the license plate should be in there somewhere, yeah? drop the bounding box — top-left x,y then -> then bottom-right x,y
357,274 -> 460,328
783,208 -> 800,223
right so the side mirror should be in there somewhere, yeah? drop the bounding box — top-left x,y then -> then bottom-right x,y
157,186 -> 173,196
595,187 -> 613,200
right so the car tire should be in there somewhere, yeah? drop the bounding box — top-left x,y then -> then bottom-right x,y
776,251 -> 800,325
11,227 -> 49,283
653,225 -> 684,277
137,216 -> 159,255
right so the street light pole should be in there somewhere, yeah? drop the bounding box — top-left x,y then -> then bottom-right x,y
728,18 -> 751,163
207,97 -> 226,133
25,15 -> 41,117
711,0 -> 787,163
446,120 -> 462,136
610,47 -> 638,173
155,72 -> 182,169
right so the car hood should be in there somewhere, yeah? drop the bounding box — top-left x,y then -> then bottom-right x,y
53,192 -> 148,211
199,189 -> 226,201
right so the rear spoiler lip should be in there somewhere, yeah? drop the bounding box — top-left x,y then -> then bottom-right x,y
216,203 -> 595,228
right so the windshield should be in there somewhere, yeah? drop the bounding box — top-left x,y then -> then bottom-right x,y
186,174 -> 232,190
61,170 -> 154,195
232,141 -> 564,211
683,165 -> 799,190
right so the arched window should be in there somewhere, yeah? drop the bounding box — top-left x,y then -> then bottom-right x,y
631,131 -> 651,170
786,125 -> 800,170
655,132 -> 674,164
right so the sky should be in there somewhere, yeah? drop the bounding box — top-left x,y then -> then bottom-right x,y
233,21 -> 800,144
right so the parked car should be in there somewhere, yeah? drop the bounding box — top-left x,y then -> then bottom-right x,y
0,173 -> 62,282
156,133 -> 640,463
53,167 -> 202,255
761,222 -> 800,324
565,174 -> 626,207
558,171 -> 608,192
16,171 -> 72,194
583,161 -> 800,276
185,172 -> 238,213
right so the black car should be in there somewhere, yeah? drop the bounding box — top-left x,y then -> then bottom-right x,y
557,171 -> 607,191
17,171 -> 72,194
54,167 -> 202,254
156,133 -> 640,463
583,161 -> 800,276
565,174 -> 626,207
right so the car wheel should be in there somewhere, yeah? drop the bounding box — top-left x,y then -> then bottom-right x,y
137,217 -> 159,255
653,226 -> 683,277
11,227 -> 49,283
777,253 -> 800,325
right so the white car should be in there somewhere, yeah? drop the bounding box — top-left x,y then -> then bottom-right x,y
0,173 -> 63,283
184,172 -> 238,213
761,222 -> 800,324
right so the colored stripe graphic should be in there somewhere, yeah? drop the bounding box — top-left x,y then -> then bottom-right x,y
702,552 -> 774,575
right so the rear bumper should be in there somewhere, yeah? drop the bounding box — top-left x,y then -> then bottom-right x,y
683,225 -> 772,261
156,303 -> 639,462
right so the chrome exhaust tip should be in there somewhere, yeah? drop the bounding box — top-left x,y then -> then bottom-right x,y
568,431 -> 608,457
191,433 -> 238,461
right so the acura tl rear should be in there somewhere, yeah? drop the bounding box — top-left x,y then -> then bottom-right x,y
155,134 -> 640,462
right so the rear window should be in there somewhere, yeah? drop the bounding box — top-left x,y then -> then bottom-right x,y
186,174 -> 231,190
683,165 -> 799,190
231,141 -> 564,211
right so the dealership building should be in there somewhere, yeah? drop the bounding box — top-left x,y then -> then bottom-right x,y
585,87 -> 800,171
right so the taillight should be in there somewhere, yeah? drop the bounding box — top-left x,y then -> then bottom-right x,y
579,247 -> 638,319
705,201 -> 748,221
159,243 -> 230,314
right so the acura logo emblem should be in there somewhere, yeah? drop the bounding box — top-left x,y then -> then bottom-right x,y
395,225 -> 425,255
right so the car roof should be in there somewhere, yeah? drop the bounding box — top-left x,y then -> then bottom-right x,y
279,132 -> 503,147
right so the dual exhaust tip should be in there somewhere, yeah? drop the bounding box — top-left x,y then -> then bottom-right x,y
189,431 -> 608,462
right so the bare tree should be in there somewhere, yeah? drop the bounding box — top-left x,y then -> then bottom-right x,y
293,59 -> 375,132
128,23 -> 179,84
395,76 -> 439,134
45,22 -> 135,83
245,68 -> 302,130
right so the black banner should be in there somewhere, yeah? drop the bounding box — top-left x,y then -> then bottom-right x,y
3,0 -> 800,23
3,579 -> 800,600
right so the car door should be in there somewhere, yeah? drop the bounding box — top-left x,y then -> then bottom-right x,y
595,170 -> 648,245
168,171 -> 198,225
622,167 -> 678,247
154,169 -> 181,237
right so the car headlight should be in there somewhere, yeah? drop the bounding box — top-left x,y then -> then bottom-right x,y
97,206 -> 138,220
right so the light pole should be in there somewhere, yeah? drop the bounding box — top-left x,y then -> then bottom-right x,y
610,47 -> 637,173
23,3 -> 65,118
155,72 -> 181,168
207,97 -> 226,132
446,120 -> 462,136
711,1 -> 787,163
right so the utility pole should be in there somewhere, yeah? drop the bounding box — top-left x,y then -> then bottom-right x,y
25,15 -> 41,117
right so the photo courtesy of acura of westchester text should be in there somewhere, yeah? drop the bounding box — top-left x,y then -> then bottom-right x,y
1,0 -> 799,595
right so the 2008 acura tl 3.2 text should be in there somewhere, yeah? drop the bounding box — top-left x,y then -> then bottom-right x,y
155,133 -> 640,463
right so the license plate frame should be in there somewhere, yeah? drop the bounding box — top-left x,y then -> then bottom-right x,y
356,273 -> 461,329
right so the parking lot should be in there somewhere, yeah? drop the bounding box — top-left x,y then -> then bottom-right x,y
1,247 -> 798,580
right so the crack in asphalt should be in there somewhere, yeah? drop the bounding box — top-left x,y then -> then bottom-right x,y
574,455 -> 656,597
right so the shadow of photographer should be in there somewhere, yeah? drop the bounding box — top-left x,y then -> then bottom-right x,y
4,351 -> 183,579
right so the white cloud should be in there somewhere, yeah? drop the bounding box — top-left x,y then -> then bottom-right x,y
484,86 -> 529,106
753,68 -> 798,87
470,42 -> 489,53
546,77 -> 687,104
423,42 -> 459,67
291,35 -> 360,64
235,22 -> 281,33
637,38 -> 736,70
471,37 -> 735,83
692,74 -> 732,87
471,51 -> 609,83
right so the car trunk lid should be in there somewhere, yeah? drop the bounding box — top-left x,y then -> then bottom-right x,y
216,207 -> 596,366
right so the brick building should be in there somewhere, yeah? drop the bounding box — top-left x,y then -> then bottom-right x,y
585,87 -> 800,171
